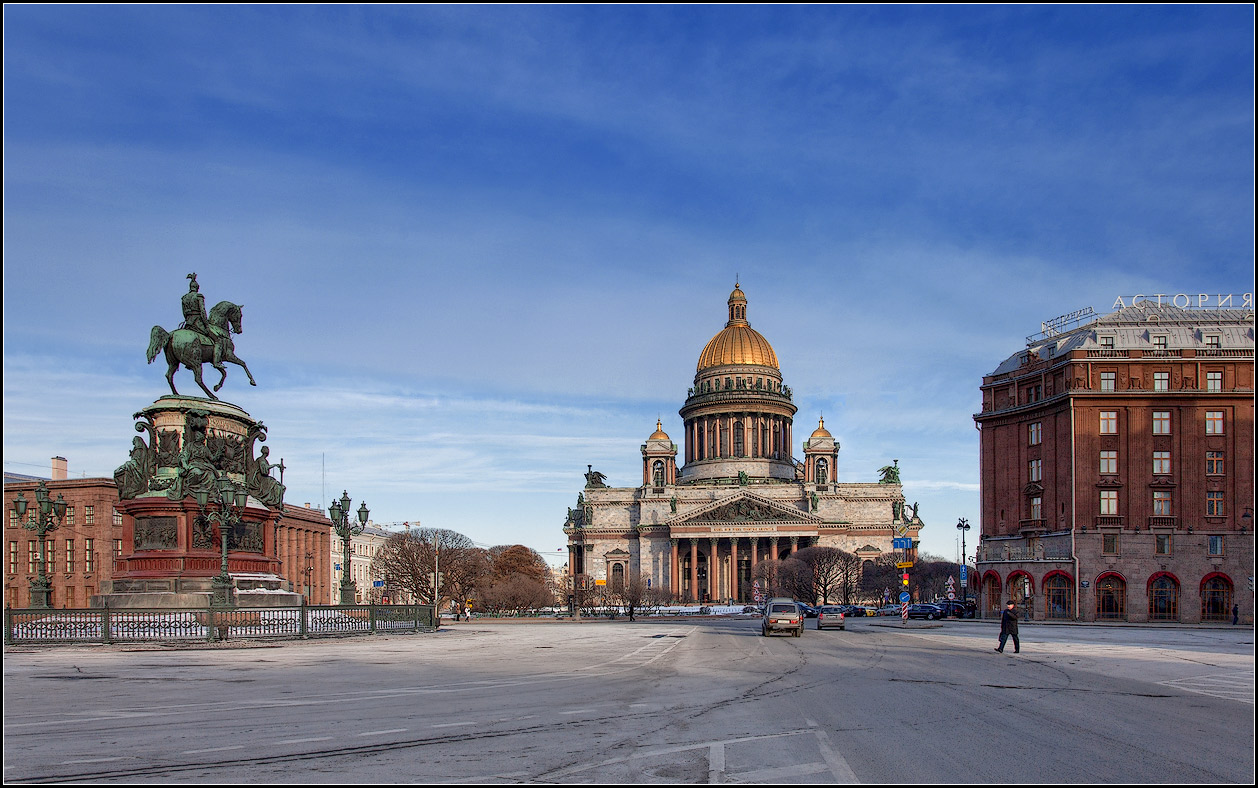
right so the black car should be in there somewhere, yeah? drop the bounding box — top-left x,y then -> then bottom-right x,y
796,602 -> 819,618
906,603 -> 944,620
933,599 -> 977,618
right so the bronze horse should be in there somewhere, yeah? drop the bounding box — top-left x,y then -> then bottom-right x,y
147,300 -> 257,400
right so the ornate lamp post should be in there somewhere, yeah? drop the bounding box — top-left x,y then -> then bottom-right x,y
956,517 -> 971,605
196,472 -> 250,607
329,490 -> 369,605
16,481 -> 68,608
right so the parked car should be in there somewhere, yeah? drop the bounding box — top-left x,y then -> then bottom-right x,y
849,605 -> 874,617
932,599 -> 977,618
762,597 -> 804,637
876,604 -> 902,616
816,605 -> 846,630
906,603 -> 945,620
797,602 -> 819,618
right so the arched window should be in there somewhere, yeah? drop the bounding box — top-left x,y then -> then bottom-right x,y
1044,574 -> 1073,619
733,423 -> 744,457
1096,575 -> 1126,620
982,574 -> 1001,617
1201,575 -> 1233,622
816,458 -> 828,485
1148,575 -> 1179,621
611,563 -> 625,592
653,460 -> 665,487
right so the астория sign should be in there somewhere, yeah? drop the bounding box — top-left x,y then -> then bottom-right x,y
1112,293 -> 1253,309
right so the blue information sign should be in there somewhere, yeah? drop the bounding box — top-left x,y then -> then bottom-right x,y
899,591 -> 911,603
892,537 -> 913,549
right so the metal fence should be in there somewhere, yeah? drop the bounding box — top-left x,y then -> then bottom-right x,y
3,603 -> 437,645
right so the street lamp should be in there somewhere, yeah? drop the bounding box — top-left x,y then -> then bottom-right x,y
16,481 -> 68,608
329,490 -> 368,605
303,551 -> 315,602
956,517 -> 971,605
195,471 -> 250,607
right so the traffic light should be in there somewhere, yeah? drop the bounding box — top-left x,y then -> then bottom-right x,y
902,572 -> 910,586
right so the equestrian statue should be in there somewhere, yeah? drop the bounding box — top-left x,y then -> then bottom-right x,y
147,273 -> 257,400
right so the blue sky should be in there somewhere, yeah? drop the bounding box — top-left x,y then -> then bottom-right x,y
4,6 -> 1254,566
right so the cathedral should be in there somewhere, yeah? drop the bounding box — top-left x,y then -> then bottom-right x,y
563,284 -> 919,602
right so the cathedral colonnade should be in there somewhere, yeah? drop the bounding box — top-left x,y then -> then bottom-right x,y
668,534 -> 811,603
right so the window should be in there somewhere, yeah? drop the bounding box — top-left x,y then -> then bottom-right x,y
1100,411 -> 1117,434
1155,534 -> 1172,555
1206,491 -> 1225,517
1153,372 -> 1169,392
1029,496 -> 1042,520
8,541 -> 16,574
1028,459 -> 1042,483
1100,371 -> 1116,392
1208,535 -> 1225,556
1206,451 -> 1225,475
44,541 -> 54,573
113,508 -> 122,526
1102,533 -> 1120,555
1153,336 -> 1167,349
1205,335 -> 1221,348
1206,371 -> 1222,392
1096,575 -> 1126,619
1100,490 -> 1118,515
1205,411 -> 1224,435
1153,490 -> 1173,516
1100,336 -> 1114,349
84,506 -> 94,525
1028,422 -> 1042,445
66,506 -> 75,526
66,539 -> 74,573
1152,451 -> 1171,475
84,539 -> 94,572
1152,411 -> 1170,435
1149,575 -> 1178,621
28,541 -> 37,573
113,539 -> 123,558
1100,450 -> 1117,475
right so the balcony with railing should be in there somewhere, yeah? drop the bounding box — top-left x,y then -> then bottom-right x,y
976,534 -> 1073,563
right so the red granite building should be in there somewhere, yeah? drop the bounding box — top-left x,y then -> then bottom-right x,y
4,458 -> 335,607
974,300 -> 1254,622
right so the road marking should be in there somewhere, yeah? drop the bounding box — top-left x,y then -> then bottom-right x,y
357,728 -> 408,737
735,762 -> 832,782
61,757 -> 131,764
812,727 -> 860,782
182,745 -> 246,754
431,721 -> 476,728
708,742 -> 725,783
545,729 -> 809,779
1159,670 -> 1255,704
558,708 -> 597,715
274,736 -> 334,745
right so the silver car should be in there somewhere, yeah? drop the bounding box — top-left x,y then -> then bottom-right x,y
817,605 -> 846,630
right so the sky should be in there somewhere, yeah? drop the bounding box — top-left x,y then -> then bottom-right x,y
4,6 -> 1254,567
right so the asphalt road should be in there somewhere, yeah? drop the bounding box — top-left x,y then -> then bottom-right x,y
3,616 -> 1253,783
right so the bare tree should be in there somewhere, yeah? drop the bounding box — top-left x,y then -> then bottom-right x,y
792,546 -> 854,604
370,528 -> 480,610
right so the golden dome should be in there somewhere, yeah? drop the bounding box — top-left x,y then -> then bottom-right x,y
810,417 -> 832,439
649,420 -> 670,441
696,283 -> 779,371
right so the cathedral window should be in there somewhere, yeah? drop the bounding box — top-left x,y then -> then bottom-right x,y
733,423 -> 744,457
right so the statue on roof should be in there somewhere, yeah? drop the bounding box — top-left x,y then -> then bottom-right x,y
878,459 -> 901,485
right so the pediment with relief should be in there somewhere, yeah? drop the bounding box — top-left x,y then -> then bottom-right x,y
667,492 -> 821,526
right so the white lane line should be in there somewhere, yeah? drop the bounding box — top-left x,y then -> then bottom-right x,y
708,742 -> 726,783
274,736 -> 334,745
182,745 -> 246,754
357,728 -> 408,737
431,721 -> 476,728
558,709 -> 597,715
61,757 -> 131,764
812,728 -> 860,783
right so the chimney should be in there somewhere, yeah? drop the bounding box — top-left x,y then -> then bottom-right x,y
51,456 -> 68,481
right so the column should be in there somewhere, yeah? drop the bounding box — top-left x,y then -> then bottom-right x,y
751,537 -> 758,569
670,539 -> 679,599
790,536 -> 799,556
709,538 -> 717,602
730,537 -> 739,602
770,537 -> 779,561
689,539 -> 698,602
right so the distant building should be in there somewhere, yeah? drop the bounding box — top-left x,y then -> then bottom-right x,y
3,458 -> 335,607
332,523 -> 397,604
974,301 -> 1254,622
563,284 -> 917,602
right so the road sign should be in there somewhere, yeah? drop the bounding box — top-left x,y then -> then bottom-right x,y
946,576 -> 956,587
947,591 -> 956,600
899,591 -> 910,603
896,561 -> 914,569
892,537 -> 913,550
960,565 -> 968,587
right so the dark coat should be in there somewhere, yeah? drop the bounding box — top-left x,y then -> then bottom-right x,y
1000,607 -> 1019,635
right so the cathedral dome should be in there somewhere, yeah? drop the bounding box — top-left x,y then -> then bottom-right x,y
696,284 -> 780,372
649,420 -> 670,441
810,417 -> 832,440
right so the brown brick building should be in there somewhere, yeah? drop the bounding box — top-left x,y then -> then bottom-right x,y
974,301 -> 1254,623
4,459 -> 335,608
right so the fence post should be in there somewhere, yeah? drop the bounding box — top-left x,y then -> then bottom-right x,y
369,603 -> 376,634
207,606 -> 217,643
299,597 -> 308,639
101,600 -> 112,645
3,606 -> 12,645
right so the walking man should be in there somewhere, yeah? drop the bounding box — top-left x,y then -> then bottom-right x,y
996,600 -> 1020,653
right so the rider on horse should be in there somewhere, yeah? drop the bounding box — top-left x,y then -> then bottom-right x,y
181,273 -> 230,366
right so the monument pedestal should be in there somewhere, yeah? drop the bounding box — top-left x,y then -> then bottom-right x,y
96,395 -> 300,610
